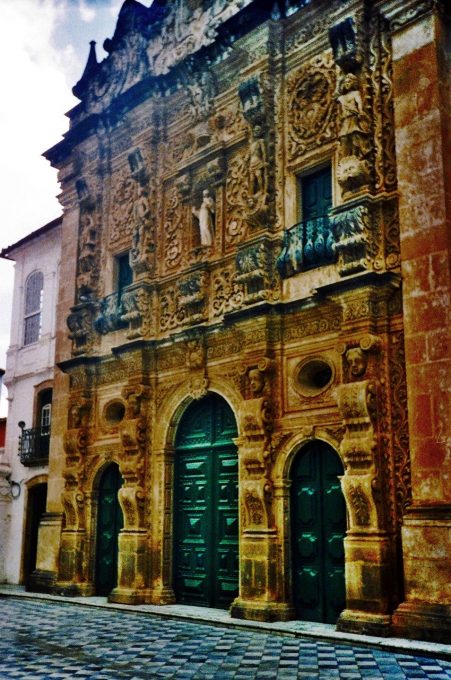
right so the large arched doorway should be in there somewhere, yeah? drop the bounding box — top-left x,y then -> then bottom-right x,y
173,393 -> 239,608
23,482 -> 47,585
290,440 -> 346,623
95,463 -> 124,596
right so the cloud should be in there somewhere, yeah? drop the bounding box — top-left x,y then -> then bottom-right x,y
79,0 -> 96,23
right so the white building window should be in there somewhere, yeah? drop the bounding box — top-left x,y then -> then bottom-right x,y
23,271 -> 43,345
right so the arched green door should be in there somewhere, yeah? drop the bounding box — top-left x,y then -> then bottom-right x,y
95,463 -> 124,596
174,393 -> 239,608
291,441 -> 346,623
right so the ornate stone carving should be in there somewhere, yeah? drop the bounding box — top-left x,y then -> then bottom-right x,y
330,203 -> 377,275
163,184 -> 185,271
67,304 -> 96,355
336,380 -> 377,470
347,484 -> 371,525
120,283 -> 154,339
287,53 -> 337,160
130,185 -> 156,277
159,270 -> 208,331
189,376 -> 209,400
235,241 -> 275,305
76,206 -> 101,301
336,73 -> 372,196
147,1 -> 254,77
110,168 -> 136,245
192,189 -> 215,247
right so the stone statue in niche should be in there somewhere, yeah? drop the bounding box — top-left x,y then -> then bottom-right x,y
192,189 -> 215,246
337,73 -> 370,159
249,124 -> 267,197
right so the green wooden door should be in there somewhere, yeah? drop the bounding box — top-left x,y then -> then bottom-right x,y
301,166 -> 332,221
174,394 -> 239,608
95,463 -> 124,596
291,441 -> 346,623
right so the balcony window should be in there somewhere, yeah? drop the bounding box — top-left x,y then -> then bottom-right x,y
277,165 -> 335,278
23,271 -> 43,345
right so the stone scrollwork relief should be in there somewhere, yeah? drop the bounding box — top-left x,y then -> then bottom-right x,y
76,178 -> 101,302
336,379 -> 384,531
117,384 -> 150,530
238,357 -> 276,531
163,183 -> 185,272
110,168 -> 137,246
120,283 -> 154,339
330,202 -> 378,276
287,52 -> 337,161
67,304 -> 96,355
235,240 -> 277,306
211,267 -> 244,318
159,270 -> 209,332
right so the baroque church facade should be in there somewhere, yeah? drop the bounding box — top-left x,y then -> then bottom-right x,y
28,0 -> 449,642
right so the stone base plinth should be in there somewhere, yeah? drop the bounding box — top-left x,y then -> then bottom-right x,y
109,587 -> 149,605
392,602 -> 451,643
52,581 -> 95,597
145,585 -> 176,605
337,609 -> 392,637
27,569 -> 58,593
230,598 -> 296,622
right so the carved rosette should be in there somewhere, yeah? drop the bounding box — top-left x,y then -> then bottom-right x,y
287,52 -> 337,161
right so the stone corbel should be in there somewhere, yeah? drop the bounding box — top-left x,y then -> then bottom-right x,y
118,485 -> 146,530
243,478 -> 274,530
238,76 -> 265,127
121,385 -> 151,419
336,380 -> 378,470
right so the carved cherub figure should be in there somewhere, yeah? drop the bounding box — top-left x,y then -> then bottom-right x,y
346,346 -> 368,377
248,368 -> 266,396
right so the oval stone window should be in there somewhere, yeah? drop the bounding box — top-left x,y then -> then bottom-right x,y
103,400 -> 125,424
295,358 -> 334,397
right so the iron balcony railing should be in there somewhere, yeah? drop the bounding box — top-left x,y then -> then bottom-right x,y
19,426 -> 50,466
276,214 -> 335,278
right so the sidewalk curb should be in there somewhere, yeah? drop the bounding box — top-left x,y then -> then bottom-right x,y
1,587 -> 450,661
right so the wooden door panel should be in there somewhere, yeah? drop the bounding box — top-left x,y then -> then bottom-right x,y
174,395 -> 238,608
291,442 -> 346,623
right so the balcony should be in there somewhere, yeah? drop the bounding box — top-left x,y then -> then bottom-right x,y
19,426 -> 50,467
276,215 -> 335,279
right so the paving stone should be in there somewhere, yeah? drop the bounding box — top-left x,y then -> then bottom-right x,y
0,598 -> 450,679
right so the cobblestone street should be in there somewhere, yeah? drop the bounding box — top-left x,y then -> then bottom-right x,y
0,597 -> 450,679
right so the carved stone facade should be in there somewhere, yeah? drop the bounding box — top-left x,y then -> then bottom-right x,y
25,0 -> 449,643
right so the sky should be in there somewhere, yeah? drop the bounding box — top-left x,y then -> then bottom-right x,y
0,0 -> 153,416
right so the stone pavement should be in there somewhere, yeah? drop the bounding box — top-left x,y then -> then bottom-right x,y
0,594 -> 450,679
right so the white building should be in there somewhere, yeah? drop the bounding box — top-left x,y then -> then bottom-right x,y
0,217 -> 61,584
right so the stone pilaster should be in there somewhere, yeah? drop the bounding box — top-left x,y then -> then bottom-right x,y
383,2 -> 451,642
